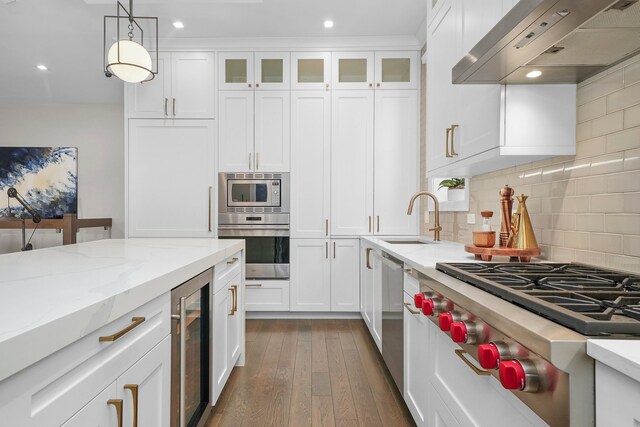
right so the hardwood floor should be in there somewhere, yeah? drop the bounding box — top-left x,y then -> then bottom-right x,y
206,319 -> 416,427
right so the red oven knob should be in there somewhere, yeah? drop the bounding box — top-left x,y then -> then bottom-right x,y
421,299 -> 435,315
421,298 -> 452,316
450,321 -> 488,344
414,293 -> 425,309
478,343 -> 501,369
499,359 -> 540,392
450,322 -> 468,343
439,312 -> 454,331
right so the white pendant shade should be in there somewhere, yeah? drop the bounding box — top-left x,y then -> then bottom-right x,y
107,40 -> 152,83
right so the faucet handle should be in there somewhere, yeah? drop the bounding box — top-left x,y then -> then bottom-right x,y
429,226 -> 443,232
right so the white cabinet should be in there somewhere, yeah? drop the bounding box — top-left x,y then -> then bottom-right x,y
404,273 -> 429,427
218,90 -> 290,173
374,90 -> 419,235
0,294 -> 171,427
594,361 -> 640,426
290,91 -> 331,238
371,250 -> 383,351
330,239 -> 360,312
291,52 -> 331,90
374,51 -> 419,90
219,52 -> 290,90
290,238 -> 359,312
212,254 -> 244,403
245,280 -> 290,311
361,245 -> 382,352
127,52 -> 214,118
127,120 -> 216,237
331,52 -> 374,90
426,0 -> 575,177
331,90 -> 374,236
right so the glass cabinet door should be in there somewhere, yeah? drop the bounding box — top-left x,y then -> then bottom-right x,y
291,52 -> 331,90
331,52 -> 374,90
218,52 -> 254,90
254,52 -> 290,90
374,51 -> 419,90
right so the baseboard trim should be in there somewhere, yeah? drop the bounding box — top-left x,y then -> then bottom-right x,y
246,311 -> 363,320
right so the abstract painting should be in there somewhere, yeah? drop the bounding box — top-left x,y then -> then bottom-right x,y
0,147 -> 78,219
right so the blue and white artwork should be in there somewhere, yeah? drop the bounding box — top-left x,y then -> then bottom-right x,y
0,147 -> 78,219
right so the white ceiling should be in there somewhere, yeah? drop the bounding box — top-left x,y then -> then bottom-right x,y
0,0 -> 426,104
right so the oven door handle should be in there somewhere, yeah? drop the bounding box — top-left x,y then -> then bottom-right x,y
218,225 -> 290,237
373,252 -> 403,271
177,296 -> 187,427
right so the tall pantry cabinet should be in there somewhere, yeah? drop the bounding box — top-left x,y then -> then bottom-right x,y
290,50 -> 419,312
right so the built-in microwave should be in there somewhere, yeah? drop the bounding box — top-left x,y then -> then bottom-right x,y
218,172 -> 290,213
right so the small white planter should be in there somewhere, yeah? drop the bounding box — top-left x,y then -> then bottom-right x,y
447,188 -> 465,202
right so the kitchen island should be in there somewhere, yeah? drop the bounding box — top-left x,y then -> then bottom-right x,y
0,238 -> 244,427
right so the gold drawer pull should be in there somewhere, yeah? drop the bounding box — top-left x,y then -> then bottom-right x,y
366,247 -> 372,270
455,349 -> 491,376
124,384 -> 139,427
404,302 -> 420,315
107,399 -> 123,427
227,257 -> 239,265
450,124 -> 459,156
246,283 -> 263,288
99,317 -> 145,342
445,127 -> 453,158
232,284 -> 238,314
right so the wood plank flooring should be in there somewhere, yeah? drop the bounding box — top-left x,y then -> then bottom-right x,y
206,319 -> 416,427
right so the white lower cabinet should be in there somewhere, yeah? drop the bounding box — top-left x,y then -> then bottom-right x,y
212,257 -> 244,404
404,275 -> 428,427
290,238 -> 360,312
361,243 -> 382,352
245,280 -> 290,311
61,383 -> 118,427
426,384 -> 462,427
594,361 -> 640,426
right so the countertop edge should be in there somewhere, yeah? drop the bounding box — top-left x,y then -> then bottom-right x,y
587,339 -> 640,384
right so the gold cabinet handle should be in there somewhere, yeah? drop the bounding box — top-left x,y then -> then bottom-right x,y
99,317 -> 145,342
376,83 -> 381,87
325,242 -> 329,259
404,302 -> 420,315
107,399 -> 124,427
368,215 -> 372,233
376,216 -> 380,233
248,83 -> 252,88
249,152 -> 252,170
445,127 -> 453,158
455,349 -> 491,376
256,83 -> 260,88
208,186 -> 212,232
172,98 -> 176,116
228,286 -> 236,316
227,257 -> 239,265
123,385 -> 139,427
368,83 -> 373,88
325,83 -> 330,91
333,241 -> 336,259
164,98 -> 168,116
256,152 -> 260,170
232,284 -> 238,314
246,283 -> 262,288
450,124 -> 459,156
325,219 -> 329,236
366,247 -> 372,270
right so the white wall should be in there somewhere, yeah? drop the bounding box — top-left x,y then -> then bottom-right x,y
0,104 -> 124,253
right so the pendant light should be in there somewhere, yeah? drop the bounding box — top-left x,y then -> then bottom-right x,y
103,0 -> 158,83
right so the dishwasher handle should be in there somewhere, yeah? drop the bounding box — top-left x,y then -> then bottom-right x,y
373,251 -> 403,271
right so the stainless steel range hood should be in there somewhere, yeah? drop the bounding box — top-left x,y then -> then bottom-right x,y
453,0 -> 640,84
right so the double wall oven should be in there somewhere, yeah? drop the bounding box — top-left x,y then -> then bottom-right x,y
218,173 -> 290,280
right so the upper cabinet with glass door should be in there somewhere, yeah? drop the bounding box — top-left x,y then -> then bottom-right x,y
374,51 -> 419,90
291,52 -> 331,90
255,52 -> 290,90
331,52 -> 374,90
218,52 -> 255,90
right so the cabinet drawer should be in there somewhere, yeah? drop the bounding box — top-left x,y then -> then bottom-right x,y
0,293 -> 171,427
245,280 -> 290,311
404,269 -> 420,296
215,251 -> 242,293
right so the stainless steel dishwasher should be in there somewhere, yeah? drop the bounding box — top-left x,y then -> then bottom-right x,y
378,251 -> 405,393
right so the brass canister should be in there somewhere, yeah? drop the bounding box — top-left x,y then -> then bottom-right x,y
508,194 -> 538,249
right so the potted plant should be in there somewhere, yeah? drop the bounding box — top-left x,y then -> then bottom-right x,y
438,178 -> 466,202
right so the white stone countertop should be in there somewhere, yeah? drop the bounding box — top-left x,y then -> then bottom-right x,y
360,236 -> 476,273
0,238 -> 244,382
587,339 -> 640,384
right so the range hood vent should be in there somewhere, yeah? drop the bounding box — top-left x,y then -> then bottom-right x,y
453,0 -> 640,84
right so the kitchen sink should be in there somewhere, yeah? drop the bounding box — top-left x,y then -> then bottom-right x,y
382,239 -> 433,245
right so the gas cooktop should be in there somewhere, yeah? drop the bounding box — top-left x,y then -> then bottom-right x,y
436,262 -> 640,336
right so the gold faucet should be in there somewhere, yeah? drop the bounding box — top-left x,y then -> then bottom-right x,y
407,191 -> 442,241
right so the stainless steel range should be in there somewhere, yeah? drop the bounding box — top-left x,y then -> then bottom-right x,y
413,262 -> 640,427
218,172 -> 290,279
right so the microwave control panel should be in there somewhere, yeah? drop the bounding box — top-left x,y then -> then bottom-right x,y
272,181 -> 280,205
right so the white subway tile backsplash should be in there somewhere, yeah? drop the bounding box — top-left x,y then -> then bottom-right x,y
623,236 -> 640,257
575,136 -> 606,159
578,97 -> 606,123
591,111 -> 624,137
607,126 -> 640,153
590,194 -> 625,213
576,214 -> 605,232
604,254 -> 640,274
607,170 -> 640,193
626,61 -> 640,87
552,214 -> 576,230
590,233 -> 623,254
564,232 -> 590,249
590,152 -> 625,175
591,69 -> 624,100
605,215 -> 640,235
624,148 -> 640,171
608,82 -> 640,113
624,193 -> 640,213
576,121 -> 592,142
574,250 -> 607,267
624,104 -> 640,129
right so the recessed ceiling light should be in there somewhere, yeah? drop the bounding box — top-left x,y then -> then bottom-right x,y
323,20 -> 334,29
173,21 -> 184,29
36,64 -> 48,71
526,70 -> 542,79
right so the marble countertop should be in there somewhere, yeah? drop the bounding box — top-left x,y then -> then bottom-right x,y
360,236 -> 476,273
587,340 -> 640,383
0,238 -> 244,382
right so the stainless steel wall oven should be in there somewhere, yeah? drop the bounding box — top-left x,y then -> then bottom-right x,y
218,173 -> 290,280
